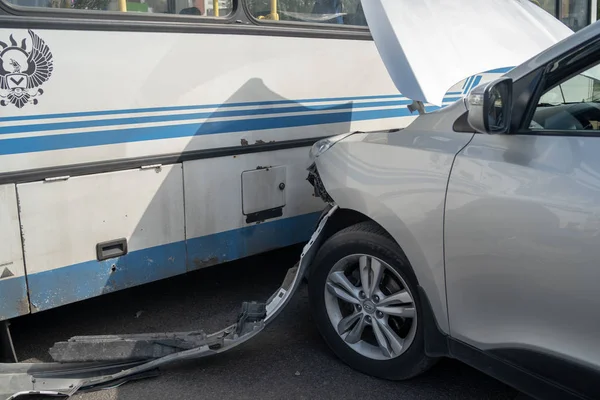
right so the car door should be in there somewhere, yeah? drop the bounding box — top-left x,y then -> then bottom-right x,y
444,39 -> 600,396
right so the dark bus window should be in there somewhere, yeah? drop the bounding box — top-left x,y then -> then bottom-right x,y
559,0 -> 590,31
246,0 -> 367,26
4,0 -> 233,17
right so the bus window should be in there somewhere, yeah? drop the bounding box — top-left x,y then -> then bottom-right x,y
559,0 -> 589,31
531,0 -> 592,32
246,0 -> 367,26
536,0 -> 557,15
4,0 -> 233,17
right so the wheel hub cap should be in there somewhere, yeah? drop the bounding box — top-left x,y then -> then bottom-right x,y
362,300 -> 376,314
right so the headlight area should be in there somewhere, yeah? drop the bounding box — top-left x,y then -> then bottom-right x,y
307,162 -> 334,204
308,132 -> 356,163
307,132 -> 357,204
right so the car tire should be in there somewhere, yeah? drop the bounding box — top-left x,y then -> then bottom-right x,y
309,221 -> 437,380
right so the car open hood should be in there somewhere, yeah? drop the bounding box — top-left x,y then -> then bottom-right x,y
361,0 -> 574,106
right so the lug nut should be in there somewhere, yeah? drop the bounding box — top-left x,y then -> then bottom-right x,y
359,291 -> 366,299
356,304 -> 362,311
376,311 -> 384,319
366,316 -> 372,323
373,295 -> 380,303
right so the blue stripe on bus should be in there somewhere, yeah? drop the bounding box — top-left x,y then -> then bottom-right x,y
27,212 -> 319,313
0,67 -> 514,125
0,106 -> 430,156
0,94 -> 407,123
0,99 -> 414,135
0,276 -> 29,320
28,240 -> 187,312
462,76 -> 473,91
442,97 -> 461,103
486,67 -> 513,73
186,211 -> 319,272
469,75 -> 483,92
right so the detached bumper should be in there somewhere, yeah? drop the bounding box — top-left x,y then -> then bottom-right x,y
0,206 -> 338,400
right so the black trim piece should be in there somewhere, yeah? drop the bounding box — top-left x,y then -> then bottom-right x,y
449,339 -> 593,400
0,136 -> 325,185
510,66 -> 545,132
245,206 -> 283,223
410,284 -> 596,399
489,348 -> 600,400
515,129 -> 600,138
452,111 -> 476,133
417,285 -> 449,357
96,238 -> 128,261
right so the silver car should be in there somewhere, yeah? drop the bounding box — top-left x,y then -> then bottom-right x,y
305,4 -> 600,400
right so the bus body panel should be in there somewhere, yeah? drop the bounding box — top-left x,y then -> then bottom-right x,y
0,184 -> 28,320
184,147 -> 324,271
0,28 -> 415,174
18,164 -> 186,312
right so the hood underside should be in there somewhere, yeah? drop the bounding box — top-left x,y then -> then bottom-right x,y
361,0 -> 574,106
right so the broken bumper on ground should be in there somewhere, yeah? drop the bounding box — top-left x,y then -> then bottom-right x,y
0,205 -> 338,400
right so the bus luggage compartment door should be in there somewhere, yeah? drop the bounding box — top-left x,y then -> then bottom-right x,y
16,165 -> 186,313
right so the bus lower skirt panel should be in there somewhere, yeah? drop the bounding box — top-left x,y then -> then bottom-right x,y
0,206 -> 337,400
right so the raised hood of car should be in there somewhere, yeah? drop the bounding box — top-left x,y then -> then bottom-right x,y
361,0 -> 574,106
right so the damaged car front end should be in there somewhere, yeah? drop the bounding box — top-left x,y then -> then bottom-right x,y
306,132 -> 360,204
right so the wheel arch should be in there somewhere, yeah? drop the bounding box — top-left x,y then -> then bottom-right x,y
313,186 -> 450,338
310,203 -> 450,358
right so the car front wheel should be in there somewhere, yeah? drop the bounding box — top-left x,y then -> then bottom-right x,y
309,221 -> 437,380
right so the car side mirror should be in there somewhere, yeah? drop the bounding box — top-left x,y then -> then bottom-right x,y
467,77 -> 513,134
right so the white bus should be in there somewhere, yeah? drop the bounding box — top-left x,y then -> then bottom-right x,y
0,0 -> 594,360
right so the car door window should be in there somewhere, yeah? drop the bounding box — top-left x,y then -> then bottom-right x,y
530,63 -> 600,131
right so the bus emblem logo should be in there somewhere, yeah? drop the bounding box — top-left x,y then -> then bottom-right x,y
0,30 -> 54,109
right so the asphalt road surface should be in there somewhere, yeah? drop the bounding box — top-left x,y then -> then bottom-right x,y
11,245 -> 524,400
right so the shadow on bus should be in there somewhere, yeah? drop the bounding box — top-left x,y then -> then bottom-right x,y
191,77 -> 357,145
164,76 -> 353,275
19,76 -> 353,352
